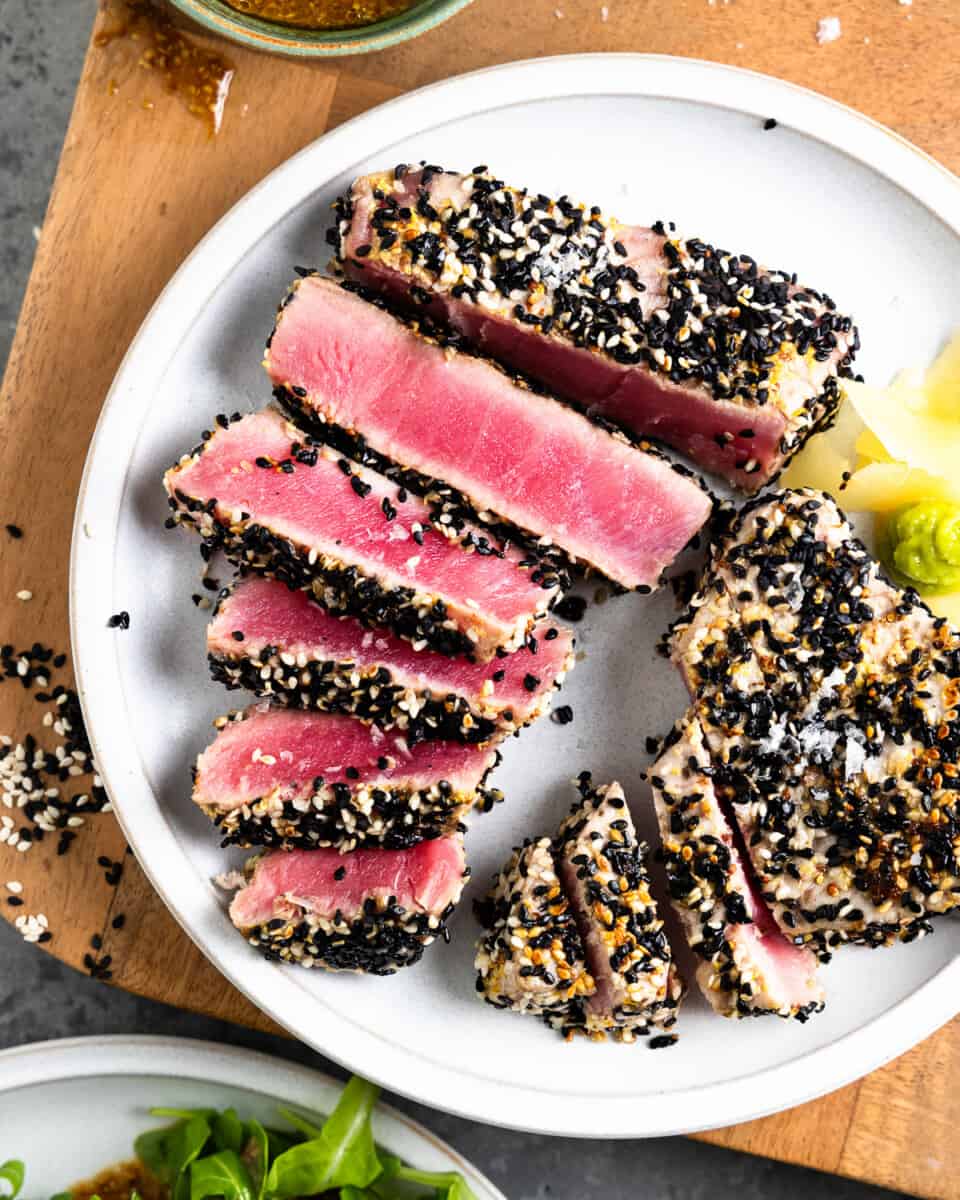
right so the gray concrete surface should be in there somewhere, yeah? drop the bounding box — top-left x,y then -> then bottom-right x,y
0,4 -> 910,1197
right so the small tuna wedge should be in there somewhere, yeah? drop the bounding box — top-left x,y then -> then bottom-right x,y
207,575 -> 574,744
266,275 -> 713,592
163,409 -> 555,661
651,716 -> 824,1020
228,834 -> 468,974
334,165 -> 857,492
194,705 -> 498,851
475,777 -> 683,1043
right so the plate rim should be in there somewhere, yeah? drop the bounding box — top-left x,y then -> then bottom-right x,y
70,52 -> 960,1139
0,1033 -> 505,1198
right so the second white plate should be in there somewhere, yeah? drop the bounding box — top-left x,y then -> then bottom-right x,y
0,1036 -> 503,1195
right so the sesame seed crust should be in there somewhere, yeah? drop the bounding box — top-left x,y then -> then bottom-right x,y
668,488 -> 960,956
474,837 -> 594,1023
334,166 -> 857,491
209,644 -> 504,744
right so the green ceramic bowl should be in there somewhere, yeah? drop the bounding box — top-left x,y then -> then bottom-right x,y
168,0 -> 475,57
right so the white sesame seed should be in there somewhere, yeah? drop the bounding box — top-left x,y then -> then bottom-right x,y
16,590 -> 32,602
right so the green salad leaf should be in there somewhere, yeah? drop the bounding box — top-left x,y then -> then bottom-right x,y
377,1156 -> 481,1200
267,1077 -> 381,1197
189,1149 -> 255,1200
211,1109 -> 245,1155
274,1108 -> 323,1141
0,1161 -> 24,1200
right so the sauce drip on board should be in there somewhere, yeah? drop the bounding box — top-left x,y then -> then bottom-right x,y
95,1 -> 234,136
222,0 -> 420,30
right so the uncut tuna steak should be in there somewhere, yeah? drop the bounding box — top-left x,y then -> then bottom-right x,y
475,778 -> 683,1043
334,165 -> 858,492
266,275 -> 713,592
651,716 -> 824,1020
194,705 -> 498,851
164,409 -> 555,661
228,834 -> 467,973
208,575 -> 574,744
668,488 -> 960,957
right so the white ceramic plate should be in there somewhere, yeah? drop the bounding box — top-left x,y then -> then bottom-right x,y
71,54 -> 960,1138
0,1035 -> 503,1195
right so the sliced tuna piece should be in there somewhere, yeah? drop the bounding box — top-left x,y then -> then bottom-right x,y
194,705 -> 497,851
474,837 -> 593,1025
266,275 -> 713,591
335,166 -> 857,492
207,575 -> 574,744
228,834 -> 467,974
554,779 -> 683,1041
164,408 -> 555,661
651,716 -> 824,1020
668,488 -> 960,955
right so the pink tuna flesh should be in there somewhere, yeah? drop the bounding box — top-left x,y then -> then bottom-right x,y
165,408 -> 552,659
230,835 -> 467,928
208,574 -> 573,725
266,276 -> 712,590
339,168 -> 856,492
195,706 -> 496,813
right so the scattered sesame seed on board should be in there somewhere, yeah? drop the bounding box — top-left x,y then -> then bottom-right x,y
15,590 -> 31,602
816,16 -> 842,43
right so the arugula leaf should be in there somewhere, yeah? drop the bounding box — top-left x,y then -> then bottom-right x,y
135,1115 -> 211,1191
0,1162 -> 24,1200
381,1161 -> 481,1200
276,1107 -> 323,1141
240,1119 -> 269,1200
266,1077 -> 381,1197
189,1150 -> 255,1200
150,1108 -> 218,1121
212,1109 -> 244,1154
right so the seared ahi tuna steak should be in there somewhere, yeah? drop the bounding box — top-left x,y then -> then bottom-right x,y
208,575 -> 574,744
651,717 -> 824,1020
164,409 -> 555,661
335,166 -> 857,492
194,705 -> 497,851
474,837 -> 593,1026
228,834 -> 467,973
554,779 -> 684,1040
669,488 -> 960,956
266,275 -> 712,591
475,778 -> 682,1043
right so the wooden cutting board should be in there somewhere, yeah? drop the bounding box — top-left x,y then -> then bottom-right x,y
3,0 -> 960,1193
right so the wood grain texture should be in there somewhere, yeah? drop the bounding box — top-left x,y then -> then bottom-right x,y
2,0 -> 959,1194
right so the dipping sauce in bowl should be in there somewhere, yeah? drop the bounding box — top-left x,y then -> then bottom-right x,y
222,0 -> 418,28
169,0 -> 474,56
